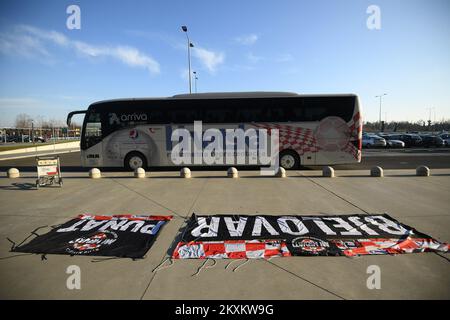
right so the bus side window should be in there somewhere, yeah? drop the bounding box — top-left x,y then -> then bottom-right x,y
167,105 -> 181,123
191,104 -> 203,122
269,106 -> 286,122
150,109 -> 164,124
305,106 -> 327,121
239,106 -> 253,123
292,105 -> 304,122
303,98 -> 328,121
204,107 -> 222,123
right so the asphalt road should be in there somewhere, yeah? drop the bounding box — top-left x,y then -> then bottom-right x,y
1,148 -> 449,171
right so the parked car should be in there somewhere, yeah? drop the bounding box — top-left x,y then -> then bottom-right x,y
420,135 -> 445,148
362,134 -> 386,148
378,134 -> 405,148
22,135 -> 32,143
389,134 -> 422,148
33,136 -> 46,143
6,136 -> 19,143
440,133 -> 450,146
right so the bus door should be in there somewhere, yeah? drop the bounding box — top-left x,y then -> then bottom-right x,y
81,112 -> 104,167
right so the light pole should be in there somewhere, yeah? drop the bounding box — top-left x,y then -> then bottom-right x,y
193,71 -> 198,93
31,120 -> 34,145
181,25 -> 194,94
375,93 -> 387,130
426,107 -> 435,131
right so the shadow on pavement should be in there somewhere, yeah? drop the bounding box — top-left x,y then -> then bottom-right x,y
0,183 -> 36,191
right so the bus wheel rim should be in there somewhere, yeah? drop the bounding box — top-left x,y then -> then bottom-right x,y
130,156 -> 143,169
281,154 -> 295,169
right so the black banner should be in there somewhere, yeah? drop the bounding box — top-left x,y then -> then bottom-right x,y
172,214 -> 449,258
13,214 -> 172,258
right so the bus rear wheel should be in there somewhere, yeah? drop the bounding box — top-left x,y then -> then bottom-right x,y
125,152 -> 147,171
279,150 -> 300,170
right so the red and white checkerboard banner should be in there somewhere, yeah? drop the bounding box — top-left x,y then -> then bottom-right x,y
252,112 -> 362,160
173,238 -> 450,259
172,240 -> 291,259
343,238 -> 450,257
345,112 -> 362,161
252,123 -> 320,155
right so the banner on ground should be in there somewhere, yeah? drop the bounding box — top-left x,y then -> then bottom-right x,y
172,214 -> 449,259
13,214 -> 172,258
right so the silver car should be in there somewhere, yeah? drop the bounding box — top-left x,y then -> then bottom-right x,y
386,139 -> 405,148
362,134 -> 387,148
379,134 -> 405,148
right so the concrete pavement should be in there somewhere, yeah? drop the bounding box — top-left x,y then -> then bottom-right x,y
0,169 -> 449,299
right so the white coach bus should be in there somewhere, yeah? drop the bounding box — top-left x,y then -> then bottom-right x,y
67,92 -> 362,170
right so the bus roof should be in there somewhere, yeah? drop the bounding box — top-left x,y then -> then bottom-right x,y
89,92 -> 357,107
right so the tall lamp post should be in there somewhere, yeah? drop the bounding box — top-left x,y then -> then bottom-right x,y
181,25 -> 194,94
31,120 -> 34,145
375,93 -> 387,130
193,71 -> 198,93
426,107 -> 435,131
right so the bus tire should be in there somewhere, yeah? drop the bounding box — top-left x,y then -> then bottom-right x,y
279,150 -> 300,170
124,151 -> 148,171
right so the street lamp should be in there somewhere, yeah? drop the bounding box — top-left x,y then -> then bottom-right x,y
181,25 -> 194,94
375,93 -> 387,130
426,107 -> 436,131
31,120 -> 34,145
193,71 -> 198,93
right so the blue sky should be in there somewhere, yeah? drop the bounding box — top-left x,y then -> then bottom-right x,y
0,0 -> 449,126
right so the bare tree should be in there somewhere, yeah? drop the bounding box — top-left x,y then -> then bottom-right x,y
15,113 -> 33,128
364,120 -> 450,132
34,115 -> 47,128
48,118 -> 64,128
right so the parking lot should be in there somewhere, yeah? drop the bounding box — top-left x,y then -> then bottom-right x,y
0,168 -> 449,299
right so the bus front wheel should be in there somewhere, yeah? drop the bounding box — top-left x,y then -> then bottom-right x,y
125,152 -> 148,171
279,150 -> 300,170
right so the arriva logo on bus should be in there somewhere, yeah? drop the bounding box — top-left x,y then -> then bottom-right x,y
109,113 -> 148,124
169,121 -> 280,175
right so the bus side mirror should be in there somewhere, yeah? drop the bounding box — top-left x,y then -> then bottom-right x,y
67,110 -> 87,126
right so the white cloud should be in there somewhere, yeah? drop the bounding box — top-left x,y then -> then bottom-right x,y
192,46 -> 225,73
18,25 -> 69,46
234,34 -> 259,45
0,32 -> 50,58
0,25 -> 160,74
125,29 -> 225,75
72,41 -> 104,57
113,46 -> 160,73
